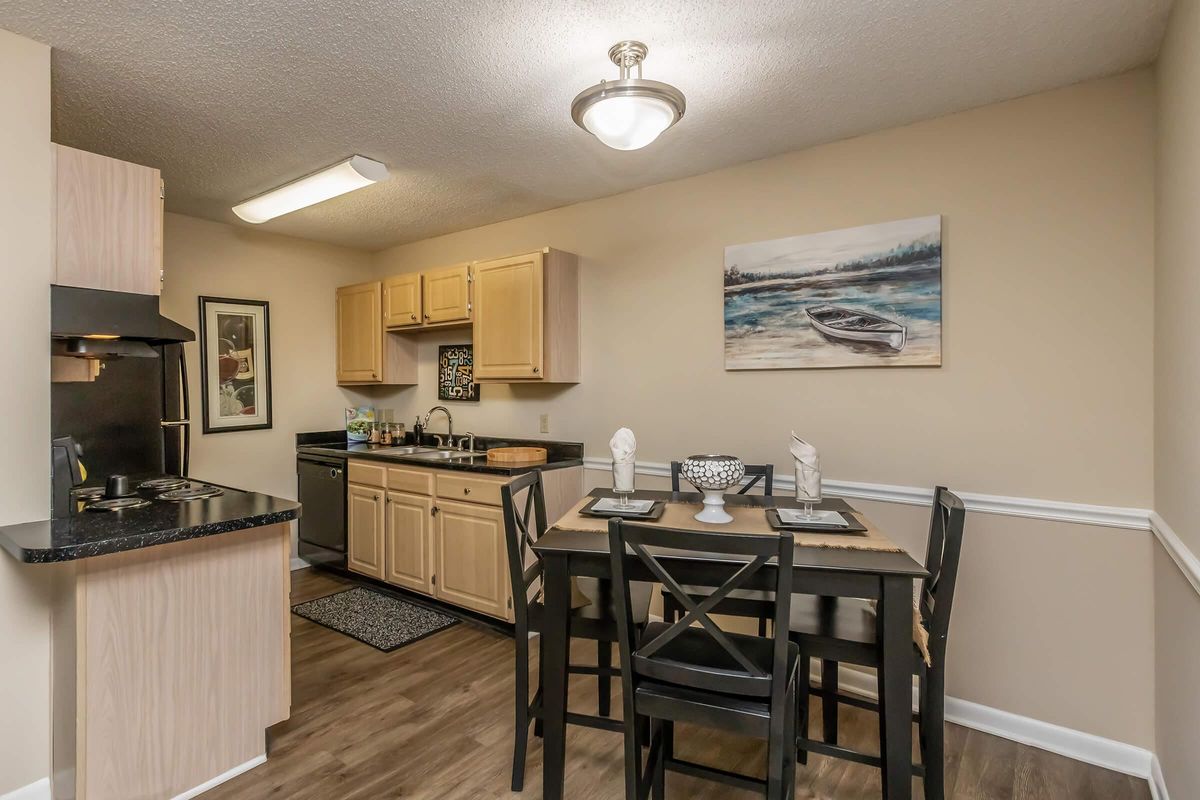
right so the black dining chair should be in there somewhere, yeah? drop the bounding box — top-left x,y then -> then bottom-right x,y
792,486 -> 966,800
608,518 -> 799,800
501,471 -> 653,792
664,460 -> 776,636
670,460 -> 775,496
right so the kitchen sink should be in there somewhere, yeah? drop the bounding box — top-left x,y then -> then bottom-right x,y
406,449 -> 482,461
373,445 -> 432,455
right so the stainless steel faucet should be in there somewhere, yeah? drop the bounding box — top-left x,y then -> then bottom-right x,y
423,406 -> 453,445
458,432 -> 477,453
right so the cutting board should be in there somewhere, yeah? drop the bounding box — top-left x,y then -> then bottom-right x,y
486,446 -> 548,464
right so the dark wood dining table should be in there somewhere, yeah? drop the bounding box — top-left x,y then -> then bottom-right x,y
531,488 -> 928,800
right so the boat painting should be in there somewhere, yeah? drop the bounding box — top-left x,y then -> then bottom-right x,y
805,305 -> 907,351
724,215 -> 942,369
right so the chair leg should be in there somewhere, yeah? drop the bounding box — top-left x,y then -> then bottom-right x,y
651,718 -> 666,800
758,615 -> 768,637
624,713 -> 647,800
597,640 -> 612,718
533,635 -> 545,738
767,698 -> 789,800
785,680 -> 799,800
796,654 -> 810,765
921,668 -> 946,800
511,634 -> 531,792
821,658 -> 839,744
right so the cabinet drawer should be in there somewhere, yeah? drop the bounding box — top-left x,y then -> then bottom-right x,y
387,466 -> 434,495
348,460 -> 387,488
435,472 -> 507,506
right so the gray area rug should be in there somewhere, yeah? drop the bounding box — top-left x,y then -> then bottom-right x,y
292,586 -> 459,652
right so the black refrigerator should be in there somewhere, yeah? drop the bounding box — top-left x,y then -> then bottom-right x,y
51,342 -> 190,481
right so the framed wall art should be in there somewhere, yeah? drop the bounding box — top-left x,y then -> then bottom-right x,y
199,296 -> 273,433
438,344 -> 479,402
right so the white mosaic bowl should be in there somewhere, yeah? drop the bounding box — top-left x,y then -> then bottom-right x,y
679,455 -> 745,524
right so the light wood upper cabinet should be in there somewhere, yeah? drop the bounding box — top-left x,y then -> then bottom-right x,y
423,263 -> 472,325
383,273 -> 422,329
434,499 -> 507,618
336,282 -> 382,383
473,249 -> 579,383
385,491 -> 434,594
347,483 -> 386,580
336,281 -> 417,385
54,144 -> 164,295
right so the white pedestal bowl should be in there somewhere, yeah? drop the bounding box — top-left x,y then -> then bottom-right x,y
679,455 -> 745,524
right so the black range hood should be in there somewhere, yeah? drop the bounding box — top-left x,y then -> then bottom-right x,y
52,285 -> 194,358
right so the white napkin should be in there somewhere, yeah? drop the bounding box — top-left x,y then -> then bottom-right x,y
790,431 -> 821,500
610,428 -> 637,492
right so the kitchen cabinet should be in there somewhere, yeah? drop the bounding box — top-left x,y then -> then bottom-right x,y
434,499 -> 507,618
385,490 -> 434,594
336,281 -> 417,385
347,483 -> 386,579
472,248 -> 579,382
53,144 -> 164,295
383,272 -> 422,329
422,263 -> 473,325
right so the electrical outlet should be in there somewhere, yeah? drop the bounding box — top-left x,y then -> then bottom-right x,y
539,413 -> 551,434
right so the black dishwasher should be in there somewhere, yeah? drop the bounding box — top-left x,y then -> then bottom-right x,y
297,454 -> 347,568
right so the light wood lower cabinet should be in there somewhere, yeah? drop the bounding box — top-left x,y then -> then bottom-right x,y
433,499 -> 507,618
345,460 -> 582,621
347,483 -> 386,579
385,491 -> 433,594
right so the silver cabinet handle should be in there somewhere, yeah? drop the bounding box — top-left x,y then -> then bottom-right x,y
464,487 -> 471,495
532,366 -> 540,374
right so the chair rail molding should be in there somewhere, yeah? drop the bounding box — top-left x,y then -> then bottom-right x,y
1149,512 -> 1200,596
581,458 -> 1153,531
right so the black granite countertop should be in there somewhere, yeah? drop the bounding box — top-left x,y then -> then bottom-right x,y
0,479 -> 300,564
296,431 -> 584,475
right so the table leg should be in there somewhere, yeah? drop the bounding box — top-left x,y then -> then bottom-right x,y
541,554 -> 572,800
878,574 -> 913,800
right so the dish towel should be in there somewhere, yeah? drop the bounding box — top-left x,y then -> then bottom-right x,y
790,432 -> 820,500
610,428 -> 637,493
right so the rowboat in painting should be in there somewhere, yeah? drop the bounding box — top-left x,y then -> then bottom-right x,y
805,304 -> 907,351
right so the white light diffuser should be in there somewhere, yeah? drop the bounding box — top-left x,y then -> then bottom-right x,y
581,95 -> 677,151
232,155 -> 388,223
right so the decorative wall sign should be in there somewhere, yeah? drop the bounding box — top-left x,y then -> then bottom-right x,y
199,297 -> 273,433
438,344 -> 479,402
724,215 -> 942,369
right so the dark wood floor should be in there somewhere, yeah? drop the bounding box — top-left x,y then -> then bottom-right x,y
199,568 -> 1150,800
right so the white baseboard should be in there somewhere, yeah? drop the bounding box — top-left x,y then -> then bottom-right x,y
823,665 -> 1154,780
0,778 -> 50,800
1149,755 -> 1169,800
290,556 -> 308,571
170,754 -> 266,800
580,458 -> 1152,531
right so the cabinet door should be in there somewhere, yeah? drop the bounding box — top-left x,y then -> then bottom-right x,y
422,263 -> 472,324
383,273 -> 422,329
336,282 -> 383,383
434,499 -> 507,618
386,491 -> 433,594
347,483 -> 385,579
472,252 -> 544,380
54,144 -> 163,295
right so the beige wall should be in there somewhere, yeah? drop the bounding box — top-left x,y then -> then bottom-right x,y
160,213 -> 376,556
1154,0 -> 1200,796
367,72 -> 1161,746
0,28 -> 53,796
373,72 -> 1156,508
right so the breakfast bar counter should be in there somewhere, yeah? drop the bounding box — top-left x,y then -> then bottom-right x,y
1,481 -> 299,800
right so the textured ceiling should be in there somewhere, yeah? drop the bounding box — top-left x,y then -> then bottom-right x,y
0,0 -> 1173,251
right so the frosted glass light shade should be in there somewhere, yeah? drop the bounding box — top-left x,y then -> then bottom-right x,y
232,155 -> 388,223
581,95 -> 676,151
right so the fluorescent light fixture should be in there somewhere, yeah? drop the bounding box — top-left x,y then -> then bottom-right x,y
232,155 -> 389,223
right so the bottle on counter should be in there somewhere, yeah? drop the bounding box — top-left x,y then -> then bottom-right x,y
368,422 -> 381,444
412,417 -> 424,446
380,424 -> 393,446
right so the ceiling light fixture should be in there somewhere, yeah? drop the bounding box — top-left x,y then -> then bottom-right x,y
570,41 -> 686,151
231,155 -> 389,223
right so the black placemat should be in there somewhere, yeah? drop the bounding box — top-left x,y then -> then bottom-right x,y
765,508 -> 869,534
577,497 -> 667,520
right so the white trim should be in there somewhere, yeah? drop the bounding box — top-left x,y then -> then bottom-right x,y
0,778 -> 50,800
170,754 -> 266,800
581,458 -> 1152,530
824,665 -> 1153,779
290,556 -> 309,571
1149,512 -> 1200,596
1149,755 -> 1169,800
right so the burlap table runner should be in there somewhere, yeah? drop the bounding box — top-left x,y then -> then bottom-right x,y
553,495 -> 906,554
